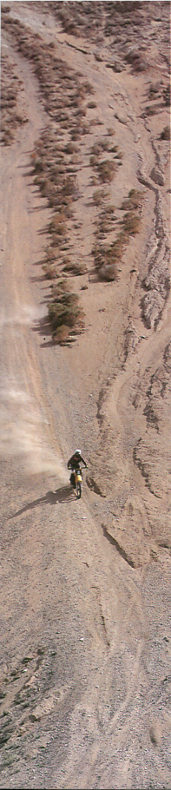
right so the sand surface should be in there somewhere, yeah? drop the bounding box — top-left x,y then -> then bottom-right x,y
1,3 -> 170,788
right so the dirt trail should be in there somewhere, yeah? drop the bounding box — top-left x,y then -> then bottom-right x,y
1,4 -> 170,789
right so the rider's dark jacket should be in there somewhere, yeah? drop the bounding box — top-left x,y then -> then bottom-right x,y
67,452 -> 87,471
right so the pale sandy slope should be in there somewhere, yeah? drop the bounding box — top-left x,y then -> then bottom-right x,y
0,4 -> 170,789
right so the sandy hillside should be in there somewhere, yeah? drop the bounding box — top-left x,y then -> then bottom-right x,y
0,2 -> 170,789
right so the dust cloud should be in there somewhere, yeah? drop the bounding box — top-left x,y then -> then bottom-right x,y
0,383 -> 67,480
0,303 -> 46,327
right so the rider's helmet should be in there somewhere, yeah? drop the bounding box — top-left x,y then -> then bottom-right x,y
75,449 -> 81,456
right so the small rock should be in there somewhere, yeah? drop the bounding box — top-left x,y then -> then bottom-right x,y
150,722 -> 161,746
30,712 -> 40,722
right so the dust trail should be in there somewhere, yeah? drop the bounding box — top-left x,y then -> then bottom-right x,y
0,383 -> 67,480
0,303 -> 46,327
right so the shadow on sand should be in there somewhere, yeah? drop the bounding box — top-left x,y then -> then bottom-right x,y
9,485 -> 75,519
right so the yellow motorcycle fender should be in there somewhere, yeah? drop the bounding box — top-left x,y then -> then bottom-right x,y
76,471 -> 82,482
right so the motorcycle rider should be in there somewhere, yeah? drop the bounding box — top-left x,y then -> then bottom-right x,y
67,449 -> 87,486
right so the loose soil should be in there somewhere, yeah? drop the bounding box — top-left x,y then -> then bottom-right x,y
1,3 -> 170,789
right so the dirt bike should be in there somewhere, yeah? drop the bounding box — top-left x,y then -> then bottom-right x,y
70,467 -> 84,499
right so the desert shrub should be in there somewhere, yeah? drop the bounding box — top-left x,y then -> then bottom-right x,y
91,142 -> 101,157
97,159 -> 117,183
148,83 -> 160,99
97,206 -> 115,232
34,174 -> 44,187
39,179 -> 57,203
49,211 -> 66,229
109,232 -> 128,259
92,245 -> 104,270
70,153 -> 79,165
100,139 -> 110,151
33,157 -> 43,173
98,263 -> 118,281
123,212 -> 141,235
115,149 -> 123,159
53,325 -> 70,344
83,81 -> 94,94
89,118 -> 102,128
90,153 -> 98,167
65,142 -> 78,154
44,247 -> 57,262
4,24 -> 92,343
1,53 -> 27,144
109,145 -> 118,153
51,279 -> 71,298
160,126 -> 170,140
93,229 -> 129,277
121,189 -> 144,211
48,292 -> 84,337
70,129 -> 80,141
125,49 -> 146,72
87,101 -> 97,109
145,105 -> 157,117
93,189 -> 106,205
74,106 -> 86,119
43,263 -> 57,279
163,85 -> 170,106
63,261 -> 87,275
61,176 -> 75,197
49,217 -> 66,236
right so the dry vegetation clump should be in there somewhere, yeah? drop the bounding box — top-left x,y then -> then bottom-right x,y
147,81 -> 170,115
87,101 -> 97,109
122,213 -> 141,235
93,243 -> 119,281
32,127 -> 77,268
160,126 -> 170,141
1,14 -> 91,341
96,205 -> 115,238
43,263 -> 58,280
93,189 -> 107,206
65,142 -> 79,155
48,289 -> 84,343
97,159 -> 117,184
49,0 -> 145,63
110,232 -> 129,258
125,48 -> 147,73
63,261 -> 87,276
93,187 -> 144,281
1,54 -> 28,145
163,84 -> 170,107
148,82 -> 161,100
90,138 -> 122,185
98,263 -> 118,282
121,189 -> 144,212
2,14 -> 90,140
121,189 -> 144,236
49,1 -> 103,40
53,325 -> 70,345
